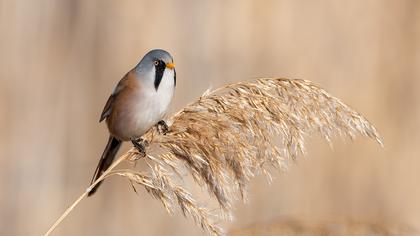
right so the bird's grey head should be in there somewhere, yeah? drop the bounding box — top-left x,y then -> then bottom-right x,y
135,49 -> 176,90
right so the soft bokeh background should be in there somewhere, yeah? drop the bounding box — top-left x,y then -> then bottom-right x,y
1,1 -> 419,235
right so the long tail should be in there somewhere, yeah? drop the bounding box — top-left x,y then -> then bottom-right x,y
88,136 -> 122,196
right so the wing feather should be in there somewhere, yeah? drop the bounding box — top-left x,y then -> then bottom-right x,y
99,73 -> 130,122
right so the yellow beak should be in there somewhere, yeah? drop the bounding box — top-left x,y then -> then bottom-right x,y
166,63 -> 175,69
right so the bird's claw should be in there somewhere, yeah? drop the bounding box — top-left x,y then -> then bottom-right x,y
131,138 -> 148,157
157,120 -> 169,135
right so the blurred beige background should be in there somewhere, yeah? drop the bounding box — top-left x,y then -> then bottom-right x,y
1,0 -> 419,235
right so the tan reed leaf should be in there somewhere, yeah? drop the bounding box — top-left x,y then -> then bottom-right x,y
114,77 -> 382,236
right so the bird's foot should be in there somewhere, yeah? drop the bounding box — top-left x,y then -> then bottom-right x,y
156,120 -> 169,135
131,138 -> 148,158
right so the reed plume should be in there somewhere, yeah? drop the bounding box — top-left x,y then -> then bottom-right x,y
111,78 -> 382,235
44,78 -> 382,236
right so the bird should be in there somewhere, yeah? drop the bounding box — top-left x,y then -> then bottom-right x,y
88,49 -> 176,196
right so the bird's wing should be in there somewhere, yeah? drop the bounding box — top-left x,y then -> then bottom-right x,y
99,74 -> 129,122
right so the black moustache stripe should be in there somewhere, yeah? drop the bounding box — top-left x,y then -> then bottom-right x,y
174,68 -> 176,87
154,60 -> 166,90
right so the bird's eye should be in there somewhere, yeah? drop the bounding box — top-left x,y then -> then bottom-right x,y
153,60 -> 159,66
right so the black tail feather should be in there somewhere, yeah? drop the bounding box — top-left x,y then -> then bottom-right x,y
88,136 -> 122,196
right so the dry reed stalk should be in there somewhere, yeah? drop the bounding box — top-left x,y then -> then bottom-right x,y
44,78 -> 382,236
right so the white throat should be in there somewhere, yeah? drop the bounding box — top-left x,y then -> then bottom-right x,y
132,69 -> 175,136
